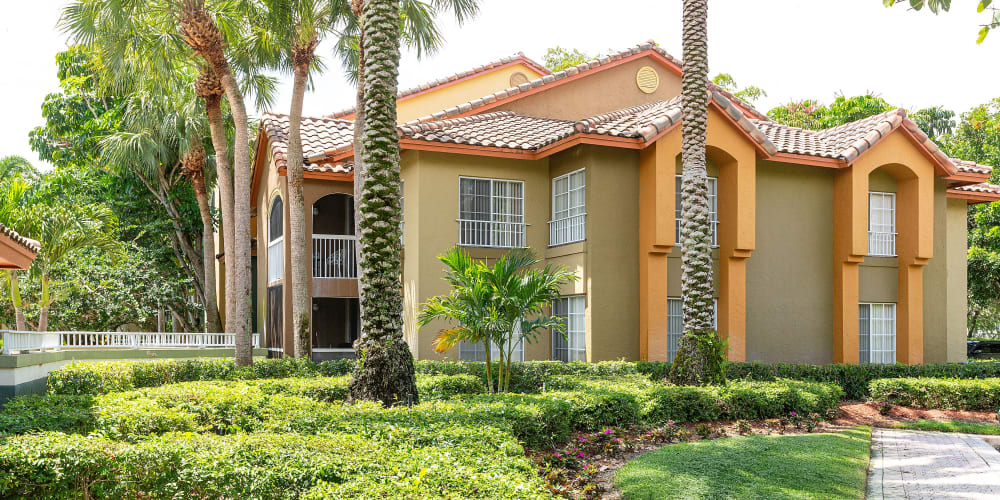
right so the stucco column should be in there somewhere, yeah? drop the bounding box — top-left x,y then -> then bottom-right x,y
832,167 -> 865,364
638,136 -> 678,361
894,173 -> 932,364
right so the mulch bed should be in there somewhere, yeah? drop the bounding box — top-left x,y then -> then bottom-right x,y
834,401 -> 998,427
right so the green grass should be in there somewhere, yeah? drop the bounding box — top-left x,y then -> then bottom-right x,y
615,426 -> 871,500
890,419 -> 1000,435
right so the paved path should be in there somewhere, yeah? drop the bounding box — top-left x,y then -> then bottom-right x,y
867,429 -> 1000,499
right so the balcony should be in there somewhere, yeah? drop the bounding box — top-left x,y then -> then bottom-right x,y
458,219 -> 526,248
313,234 -> 357,278
548,213 -> 586,246
868,231 -> 897,257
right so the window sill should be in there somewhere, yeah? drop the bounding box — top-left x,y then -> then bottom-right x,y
548,239 -> 586,248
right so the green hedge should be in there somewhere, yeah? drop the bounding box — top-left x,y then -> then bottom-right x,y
868,377 -> 1000,410
0,431 -> 549,499
47,358 -> 1000,400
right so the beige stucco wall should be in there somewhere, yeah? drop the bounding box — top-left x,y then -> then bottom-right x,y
746,160 -> 834,364
395,63 -> 545,123
495,57 -> 681,120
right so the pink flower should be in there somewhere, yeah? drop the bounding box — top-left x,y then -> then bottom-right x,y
578,452 -> 585,458
791,411 -> 797,416
604,429 -> 613,435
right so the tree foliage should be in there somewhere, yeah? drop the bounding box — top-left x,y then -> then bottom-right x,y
542,46 -> 595,72
711,73 -> 767,104
766,94 -> 896,131
883,0 -> 1000,43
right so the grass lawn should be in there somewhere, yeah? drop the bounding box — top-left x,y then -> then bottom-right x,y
890,419 -> 1000,435
615,426 -> 871,500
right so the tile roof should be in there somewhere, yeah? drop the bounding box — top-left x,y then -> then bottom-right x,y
0,223 -> 39,254
952,182 -> 1000,196
325,52 -> 550,119
397,111 -> 575,150
404,40 -> 685,126
951,158 -> 993,176
261,113 -> 354,172
752,109 -> 954,171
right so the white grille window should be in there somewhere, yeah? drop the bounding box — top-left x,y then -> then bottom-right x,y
459,177 -> 525,248
267,196 -> 283,284
458,322 -> 524,362
552,295 -> 586,361
666,297 -> 718,362
868,192 -> 896,256
549,169 -> 586,246
675,175 -> 718,247
859,303 -> 896,364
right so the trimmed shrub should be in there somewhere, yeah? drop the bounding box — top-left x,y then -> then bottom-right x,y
416,374 -> 486,400
868,377 -> 1000,410
253,376 -> 351,403
0,431 -> 548,499
0,395 -> 96,435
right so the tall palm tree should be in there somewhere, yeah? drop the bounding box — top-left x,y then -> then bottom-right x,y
181,138 -> 222,332
346,0 -> 418,406
670,0 -> 726,385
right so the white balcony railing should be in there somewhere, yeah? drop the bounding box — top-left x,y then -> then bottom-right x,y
313,234 -> 357,278
548,214 -> 586,246
1,330 -> 261,355
868,231 -> 897,257
458,219 -> 526,248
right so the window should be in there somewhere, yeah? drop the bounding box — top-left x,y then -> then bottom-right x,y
458,322 -> 524,362
553,295 -> 586,361
859,303 -> 896,364
459,177 -> 525,248
868,192 -> 896,256
550,169 -> 586,246
666,297 -> 718,362
267,196 -> 283,284
675,175 -> 718,246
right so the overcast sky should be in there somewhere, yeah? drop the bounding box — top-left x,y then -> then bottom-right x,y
1,0 -> 997,171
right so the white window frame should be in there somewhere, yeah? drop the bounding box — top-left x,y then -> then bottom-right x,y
675,175 -> 719,247
549,169 -> 586,246
859,302 -> 896,364
666,297 -> 718,362
458,322 -> 524,362
458,176 -> 526,248
267,196 -> 283,285
552,295 -> 586,362
868,192 -> 896,257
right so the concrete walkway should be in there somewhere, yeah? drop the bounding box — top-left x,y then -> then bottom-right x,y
867,429 -> 1000,499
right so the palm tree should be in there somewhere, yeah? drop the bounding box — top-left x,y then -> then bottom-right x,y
0,179 -> 32,330
345,0 -> 418,406
0,156 -> 40,183
419,248 -> 575,393
181,138 -> 221,332
670,0 -> 726,385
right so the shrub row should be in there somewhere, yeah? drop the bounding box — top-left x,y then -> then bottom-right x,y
7,377 -> 842,447
0,431 -> 549,499
47,358 -> 1000,400
868,377 -> 1000,411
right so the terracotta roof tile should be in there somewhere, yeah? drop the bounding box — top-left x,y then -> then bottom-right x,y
324,52 -> 550,119
262,113 -> 354,172
0,223 -> 39,254
398,111 -> 575,150
951,158 -> 993,175
953,182 -> 1000,195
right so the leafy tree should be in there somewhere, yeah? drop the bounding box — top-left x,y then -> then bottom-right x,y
883,0 -> 1000,43
419,248 -> 576,393
543,46 -> 594,72
670,0 -> 725,386
0,156 -> 40,183
767,94 -> 896,130
711,73 -> 767,104
910,106 -> 956,139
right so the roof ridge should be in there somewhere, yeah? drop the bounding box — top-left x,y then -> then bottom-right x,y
574,100 -> 669,133
397,111 -> 521,134
262,112 -> 353,126
324,52 -> 551,119
814,108 -> 905,138
0,223 -> 40,253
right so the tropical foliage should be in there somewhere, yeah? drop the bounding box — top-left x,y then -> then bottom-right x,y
418,248 -> 577,393
883,0 -> 1000,44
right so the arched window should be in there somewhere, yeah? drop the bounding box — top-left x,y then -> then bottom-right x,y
312,193 -> 357,278
267,196 -> 283,283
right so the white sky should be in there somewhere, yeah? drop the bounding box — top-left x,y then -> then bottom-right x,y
1,0 -> 997,171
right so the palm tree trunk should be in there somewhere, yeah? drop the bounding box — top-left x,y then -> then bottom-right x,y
191,165 -> 222,333
288,51 -> 315,360
483,342 -> 493,394
179,0 -> 253,365
352,16 -> 367,294
347,0 -> 418,406
200,69 -> 236,333
6,271 -> 25,331
670,0 -> 724,386
38,276 -> 50,332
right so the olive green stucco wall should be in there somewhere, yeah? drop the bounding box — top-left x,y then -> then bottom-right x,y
922,181 -> 968,364
746,161 -> 834,364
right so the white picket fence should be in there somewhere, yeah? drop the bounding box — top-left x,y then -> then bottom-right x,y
1,330 -> 260,355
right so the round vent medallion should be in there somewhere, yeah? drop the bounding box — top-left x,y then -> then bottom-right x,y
636,66 -> 659,94
509,72 -> 530,87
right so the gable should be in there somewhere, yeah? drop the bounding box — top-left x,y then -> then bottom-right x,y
494,56 -> 681,120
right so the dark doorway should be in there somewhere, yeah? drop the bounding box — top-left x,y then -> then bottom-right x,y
313,193 -> 354,235
312,297 -> 359,360
267,285 -> 283,358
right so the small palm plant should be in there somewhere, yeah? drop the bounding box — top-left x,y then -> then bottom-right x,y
419,247 -> 577,393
